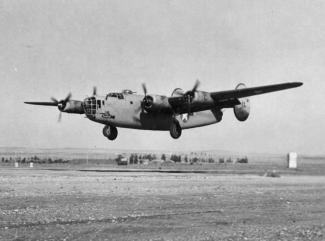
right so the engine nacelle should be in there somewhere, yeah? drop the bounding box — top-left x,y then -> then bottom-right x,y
62,100 -> 85,114
171,88 -> 184,97
233,83 -> 250,121
142,95 -> 170,113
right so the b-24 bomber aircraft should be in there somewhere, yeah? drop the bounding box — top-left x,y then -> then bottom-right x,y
25,81 -> 302,140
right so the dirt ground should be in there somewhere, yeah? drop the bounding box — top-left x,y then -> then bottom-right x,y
0,168 -> 324,241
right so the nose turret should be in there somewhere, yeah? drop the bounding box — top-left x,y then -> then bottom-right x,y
83,97 -> 97,116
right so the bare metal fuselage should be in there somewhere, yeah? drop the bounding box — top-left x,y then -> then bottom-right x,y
85,94 -> 220,131
24,81 -> 302,140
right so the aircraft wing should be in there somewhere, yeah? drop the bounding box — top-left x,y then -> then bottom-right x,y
168,82 -> 302,114
24,101 -> 58,106
210,82 -> 302,102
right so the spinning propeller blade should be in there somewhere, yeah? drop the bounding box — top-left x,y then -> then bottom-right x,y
92,86 -> 97,96
58,112 -> 62,122
64,92 -> 72,102
184,79 -> 200,115
191,79 -> 200,93
140,83 -> 154,111
142,83 -> 147,96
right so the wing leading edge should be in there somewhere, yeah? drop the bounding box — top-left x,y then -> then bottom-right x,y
211,82 -> 303,102
168,82 -> 302,114
24,102 -> 58,106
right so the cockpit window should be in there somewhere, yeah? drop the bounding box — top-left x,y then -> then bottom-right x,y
97,100 -> 101,109
106,93 -> 124,100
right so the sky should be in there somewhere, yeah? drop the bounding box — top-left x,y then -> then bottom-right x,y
0,0 -> 324,155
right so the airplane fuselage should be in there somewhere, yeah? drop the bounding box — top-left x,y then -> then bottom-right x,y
84,93 -> 222,131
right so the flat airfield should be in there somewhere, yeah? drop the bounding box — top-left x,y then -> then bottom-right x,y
0,168 -> 324,241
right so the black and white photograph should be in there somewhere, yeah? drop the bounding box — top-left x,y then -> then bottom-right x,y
0,0 -> 324,240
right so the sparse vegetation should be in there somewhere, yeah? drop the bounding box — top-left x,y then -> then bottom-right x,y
184,156 -> 188,163
237,157 -> 248,163
0,155 -> 69,164
226,158 -> 233,163
208,157 -> 214,163
170,154 -> 182,163
129,154 -> 139,164
265,170 -> 281,178
161,154 -> 166,161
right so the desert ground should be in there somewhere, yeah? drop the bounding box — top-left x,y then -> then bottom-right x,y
0,168 -> 324,241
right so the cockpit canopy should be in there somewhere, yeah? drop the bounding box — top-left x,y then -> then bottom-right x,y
106,93 -> 124,100
122,89 -> 135,95
105,90 -> 134,100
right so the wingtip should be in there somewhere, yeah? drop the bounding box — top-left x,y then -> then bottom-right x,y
23,101 -> 58,106
289,82 -> 303,87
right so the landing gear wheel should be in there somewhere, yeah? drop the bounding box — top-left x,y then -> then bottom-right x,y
103,125 -> 118,140
170,119 -> 182,139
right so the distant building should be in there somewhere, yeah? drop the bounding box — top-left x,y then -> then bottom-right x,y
117,157 -> 129,165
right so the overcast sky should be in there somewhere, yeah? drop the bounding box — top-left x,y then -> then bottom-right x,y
0,0 -> 324,154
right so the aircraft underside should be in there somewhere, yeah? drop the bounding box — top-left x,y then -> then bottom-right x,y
87,108 -> 223,140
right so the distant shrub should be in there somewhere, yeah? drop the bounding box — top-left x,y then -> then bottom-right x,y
129,154 -> 139,164
161,154 -> 166,161
226,158 -> 232,163
265,170 -> 280,178
208,158 -> 214,163
184,156 -> 188,163
218,158 -> 225,163
199,158 -> 207,163
190,157 -> 199,164
237,157 -> 248,164
170,154 -> 182,163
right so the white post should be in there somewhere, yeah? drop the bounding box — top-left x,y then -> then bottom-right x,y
30,162 -> 34,168
14,162 -> 19,168
287,152 -> 297,169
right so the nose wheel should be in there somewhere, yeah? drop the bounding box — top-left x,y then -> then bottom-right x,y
103,125 -> 118,140
170,119 -> 182,139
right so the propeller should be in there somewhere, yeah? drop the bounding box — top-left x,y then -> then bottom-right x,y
183,79 -> 200,115
92,86 -> 97,96
52,92 -> 72,111
191,79 -> 200,93
58,112 -> 62,122
184,79 -> 200,99
25,92 -> 72,122
142,83 -> 147,96
53,93 -> 72,121
141,83 -> 153,110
